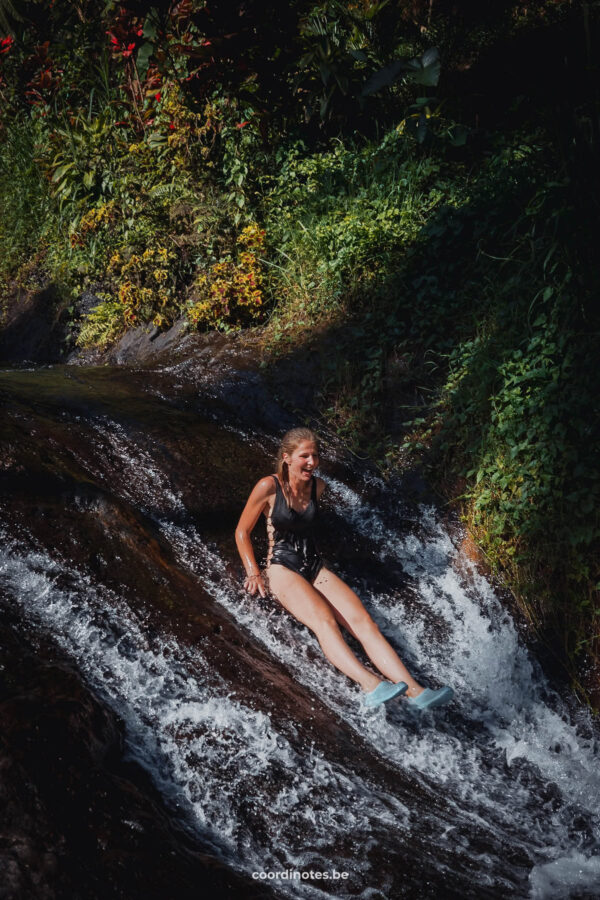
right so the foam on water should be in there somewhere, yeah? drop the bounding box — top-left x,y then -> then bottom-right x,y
0,531 -> 413,898
162,473 -> 600,895
74,417 -> 600,891
529,853 -> 600,899
5,415 -> 600,897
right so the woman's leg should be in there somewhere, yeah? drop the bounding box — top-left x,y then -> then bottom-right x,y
312,568 -> 424,698
267,564 -> 381,692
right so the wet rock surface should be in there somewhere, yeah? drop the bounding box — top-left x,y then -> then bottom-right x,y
67,317 -> 328,438
2,284 -> 432,497
0,366 -> 503,899
0,604 -> 272,900
1,355 -> 599,899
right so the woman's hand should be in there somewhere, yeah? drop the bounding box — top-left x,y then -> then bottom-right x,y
244,571 -> 266,598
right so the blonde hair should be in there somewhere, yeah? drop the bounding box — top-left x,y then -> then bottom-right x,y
276,428 -> 320,492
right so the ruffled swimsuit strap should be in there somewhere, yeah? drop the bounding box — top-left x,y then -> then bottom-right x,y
265,475 -> 279,569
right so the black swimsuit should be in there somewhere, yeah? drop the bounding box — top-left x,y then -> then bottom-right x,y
266,474 -> 324,584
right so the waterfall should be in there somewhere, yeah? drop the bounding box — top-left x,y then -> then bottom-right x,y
1,365 -> 599,898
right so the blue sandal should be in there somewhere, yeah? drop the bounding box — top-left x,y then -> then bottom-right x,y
406,686 -> 454,711
364,681 -> 408,708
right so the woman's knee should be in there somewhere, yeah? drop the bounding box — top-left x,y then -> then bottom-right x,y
310,606 -> 339,638
348,612 -> 380,641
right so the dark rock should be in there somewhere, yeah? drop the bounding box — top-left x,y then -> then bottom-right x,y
67,317 -> 193,366
0,283 -> 69,365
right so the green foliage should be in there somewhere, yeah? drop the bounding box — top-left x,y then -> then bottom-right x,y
76,295 -> 125,348
187,223 -> 266,331
428,179 -> 600,641
0,18 -> 248,340
261,130 -> 460,312
260,116 -> 600,687
379,150 -> 600,676
0,114 -> 52,275
0,0 -> 24,33
45,109 -> 123,210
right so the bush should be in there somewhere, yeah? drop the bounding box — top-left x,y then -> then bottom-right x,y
187,223 -> 266,330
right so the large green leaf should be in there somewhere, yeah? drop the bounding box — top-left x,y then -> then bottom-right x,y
51,162 -> 75,182
147,131 -> 167,149
361,48 -> 440,96
136,41 -> 154,80
403,48 -> 441,87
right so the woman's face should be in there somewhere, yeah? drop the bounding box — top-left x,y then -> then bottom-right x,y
284,440 -> 320,482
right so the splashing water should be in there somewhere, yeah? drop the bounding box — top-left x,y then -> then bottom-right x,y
161,473 -> 600,898
2,373 -> 600,898
0,533 -> 417,899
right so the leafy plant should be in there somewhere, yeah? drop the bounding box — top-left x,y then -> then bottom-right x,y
107,243 -> 178,328
187,223 -> 266,330
76,294 -> 125,348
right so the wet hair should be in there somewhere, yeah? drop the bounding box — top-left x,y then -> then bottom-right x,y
276,428 -> 320,492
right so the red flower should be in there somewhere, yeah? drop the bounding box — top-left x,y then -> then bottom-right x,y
154,92 -> 161,101
122,43 -> 136,58
0,35 -> 14,54
236,120 -> 250,129
169,121 -> 176,130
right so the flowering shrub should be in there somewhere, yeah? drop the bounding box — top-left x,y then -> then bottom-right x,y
108,245 -> 178,328
187,223 -> 265,329
70,201 -> 118,247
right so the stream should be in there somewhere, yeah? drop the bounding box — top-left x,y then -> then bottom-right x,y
1,360 -> 599,899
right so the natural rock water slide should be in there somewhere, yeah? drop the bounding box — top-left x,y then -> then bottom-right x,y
1,354 -> 599,899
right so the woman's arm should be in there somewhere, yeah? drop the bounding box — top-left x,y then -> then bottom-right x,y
235,476 -> 274,598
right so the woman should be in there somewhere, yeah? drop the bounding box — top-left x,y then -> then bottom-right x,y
235,428 -> 453,710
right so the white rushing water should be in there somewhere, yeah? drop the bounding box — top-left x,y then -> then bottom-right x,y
0,530 -> 416,899
163,473 -> 600,899
2,415 -> 600,898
